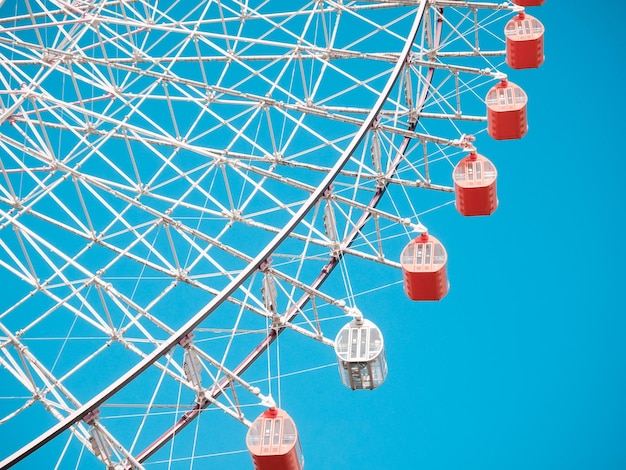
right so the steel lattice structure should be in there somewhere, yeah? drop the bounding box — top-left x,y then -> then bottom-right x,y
0,1 -> 529,468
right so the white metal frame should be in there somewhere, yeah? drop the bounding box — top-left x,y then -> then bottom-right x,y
0,1 -> 521,467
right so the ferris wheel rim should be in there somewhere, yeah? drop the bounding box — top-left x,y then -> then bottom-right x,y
132,11 -> 447,465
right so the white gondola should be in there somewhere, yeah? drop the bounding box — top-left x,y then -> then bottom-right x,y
334,315 -> 387,390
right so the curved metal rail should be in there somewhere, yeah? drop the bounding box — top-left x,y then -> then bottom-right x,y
133,4 -> 444,466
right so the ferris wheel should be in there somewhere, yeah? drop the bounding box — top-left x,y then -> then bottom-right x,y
0,1 -> 546,468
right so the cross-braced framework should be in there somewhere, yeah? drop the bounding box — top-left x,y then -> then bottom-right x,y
0,1 -> 523,468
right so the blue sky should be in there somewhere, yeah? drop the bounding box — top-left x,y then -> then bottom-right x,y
2,1 -> 625,469
285,3 -> 626,469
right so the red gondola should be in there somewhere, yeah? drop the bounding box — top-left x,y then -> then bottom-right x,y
247,407 -> 304,470
505,12 -> 545,69
486,79 -> 528,140
511,0 -> 545,6
453,152 -> 498,216
401,232 -> 448,301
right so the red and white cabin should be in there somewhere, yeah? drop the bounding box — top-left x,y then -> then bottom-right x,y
486,79 -> 528,140
510,0 -> 545,6
453,152 -> 498,216
505,13 -> 545,69
247,408 -> 304,470
401,232 -> 448,301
